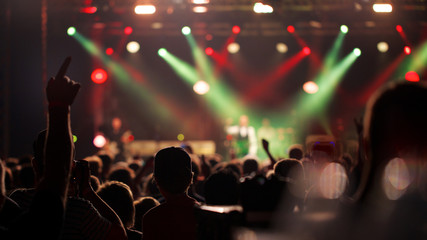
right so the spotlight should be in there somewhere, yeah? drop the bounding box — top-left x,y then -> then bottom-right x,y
91,69 -> 108,84
253,2 -> 273,13
396,25 -> 403,33
67,27 -> 76,36
303,81 -> 319,94
205,34 -> 213,41
373,3 -> 392,13
405,71 -> 419,82
227,43 -> 240,54
193,80 -> 210,95
377,42 -> 389,53
193,6 -> 208,13
276,43 -> 288,53
404,46 -> 411,55
158,48 -> 167,57
105,48 -> 114,55
303,47 -> 311,55
340,25 -> 348,34
126,41 -> 140,53
80,6 -> 97,14
182,26 -> 191,35
124,26 -> 133,35
93,135 -> 107,148
177,133 -> 185,141
205,47 -> 214,56
134,5 -> 156,14
192,0 -> 209,4
287,25 -> 295,33
353,48 -> 361,56
232,25 -> 241,34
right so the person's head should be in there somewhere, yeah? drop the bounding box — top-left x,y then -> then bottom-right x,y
288,144 -> 304,160
112,117 -> 122,130
204,169 -> 240,205
154,147 -> 193,195
239,115 -> 249,127
98,154 -> 112,181
90,175 -> 101,192
242,159 -> 259,176
108,166 -> 135,188
133,197 -> 160,232
273,158 -> 304,182
361,81 -> 427,199
97,181 -> 135,228
364,81 -> 427,169
261,118 -> 270,127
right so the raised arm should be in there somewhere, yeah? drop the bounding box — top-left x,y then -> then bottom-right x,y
39,57 -> 80,206
76,160 -> 127,240
262,138 -> 277,168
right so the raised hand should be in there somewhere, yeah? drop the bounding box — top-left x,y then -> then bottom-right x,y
73,160 -> 92,197
262,138 -> 269,152
46,57 -> 80,106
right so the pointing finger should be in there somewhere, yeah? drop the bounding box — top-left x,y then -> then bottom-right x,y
55,56 -> 72,80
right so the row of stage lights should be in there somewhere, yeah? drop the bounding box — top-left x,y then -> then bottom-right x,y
69,24 -> 410,56
67,23 -> 419,91
80,2 -> 394,15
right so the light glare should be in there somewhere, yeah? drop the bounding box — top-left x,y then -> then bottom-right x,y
227,42 -> 240,54
182,26 -> 191,35
158,48 -> 167,57
303,81 -> 319,94
191,0 -> 209,4
193,80 -> 210,95
405,71 -> 420,82
93,135 -> 107,148
353,48 -> 361,56
377,42 -> 389,53
340,25 -> 348,34
193,6 -> 208,13
276,43 -> 288,53
126,41 -> 140,53
373,3 -> 392,13
67,27 -> 76,36
253,2 -> 273,13
135,5 -> 156,14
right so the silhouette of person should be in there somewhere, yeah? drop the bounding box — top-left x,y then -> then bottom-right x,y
143,147 -> 199,240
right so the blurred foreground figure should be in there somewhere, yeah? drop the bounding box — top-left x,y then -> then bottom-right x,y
356,81 -> 427,239
143,147 -> 199,240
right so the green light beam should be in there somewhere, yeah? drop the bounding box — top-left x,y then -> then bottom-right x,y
72,32 -> 172,119
183,34 -> 247,120
395,41 -> 427,79
158,49 -> 199,84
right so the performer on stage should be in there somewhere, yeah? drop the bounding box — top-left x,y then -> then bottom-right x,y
225,115 -> 257,159
99,117 -> 132,162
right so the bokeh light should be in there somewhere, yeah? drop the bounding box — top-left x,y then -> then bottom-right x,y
193,80 -> 210,95
227,42 -> 240,54
276,43 -> 288,53
67,27 -> 76,36
303,81 -> 319,94
93,134 -> 107,148
126,41 -> 140,53
405,71 -> 420,82
91,68 -> 108,84
377,42 -> 389,53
